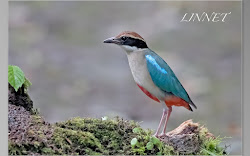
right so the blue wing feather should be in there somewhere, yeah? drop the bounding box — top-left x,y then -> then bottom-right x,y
145,50 -> 192,104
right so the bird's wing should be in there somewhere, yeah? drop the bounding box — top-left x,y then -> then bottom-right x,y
145,51 -> 195,108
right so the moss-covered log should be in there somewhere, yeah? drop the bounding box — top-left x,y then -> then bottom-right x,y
8,85 -> 227,155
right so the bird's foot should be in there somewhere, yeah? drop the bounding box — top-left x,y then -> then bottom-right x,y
152,133 -> 167,139
158,133 -> 167,138
153,133 -> 159,138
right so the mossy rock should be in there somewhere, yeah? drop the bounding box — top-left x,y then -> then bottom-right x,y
8,84 -> 33,111
56,117 -> 137,155
51,127 -> 104,155
8,104 -> 227,155
8,66 -> 229,155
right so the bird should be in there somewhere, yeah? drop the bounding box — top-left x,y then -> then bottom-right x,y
103,31 -> 197,137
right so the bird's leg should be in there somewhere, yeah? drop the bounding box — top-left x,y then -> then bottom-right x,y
153,108 -> 167,137
159,106 -> 172,137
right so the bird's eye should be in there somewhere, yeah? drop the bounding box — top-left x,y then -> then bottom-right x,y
121,36 -> 127,41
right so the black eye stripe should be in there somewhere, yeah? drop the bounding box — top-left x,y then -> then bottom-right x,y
121,36 -> 127,41
121,37 -> 148,49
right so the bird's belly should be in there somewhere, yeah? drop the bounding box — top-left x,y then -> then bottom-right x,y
127,52 -> 165,101
132,67 -> 164,99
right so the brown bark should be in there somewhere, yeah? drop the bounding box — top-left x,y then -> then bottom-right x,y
159,120 -> 215,154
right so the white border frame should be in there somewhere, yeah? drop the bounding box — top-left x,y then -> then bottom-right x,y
3,1 -> 246,156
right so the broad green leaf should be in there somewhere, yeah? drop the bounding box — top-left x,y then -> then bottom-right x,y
146,142 -> 154,150
150,136 -> 161,145
132,128 -> 141,133
8,65 -> 25,92
156,151 -> 162,155
131,138 -> 138,146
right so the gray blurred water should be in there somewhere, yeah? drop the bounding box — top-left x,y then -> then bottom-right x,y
9,1 -> 241,154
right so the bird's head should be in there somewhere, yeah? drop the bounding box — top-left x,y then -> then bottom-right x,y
103,31 -> 148,52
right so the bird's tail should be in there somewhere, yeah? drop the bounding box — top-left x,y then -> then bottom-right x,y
189,100 -> 197,111
165,96 -> 195,111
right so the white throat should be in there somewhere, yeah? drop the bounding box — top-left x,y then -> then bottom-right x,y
119,45 -> 139,52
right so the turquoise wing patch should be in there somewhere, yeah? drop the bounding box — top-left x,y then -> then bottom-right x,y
145,53 -> 191,103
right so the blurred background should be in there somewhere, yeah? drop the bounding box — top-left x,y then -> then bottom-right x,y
9,1 -> 241,154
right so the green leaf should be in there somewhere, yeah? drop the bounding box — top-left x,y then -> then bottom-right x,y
146,142 -> 154,150
8,65 -> 25,92
201,148 -> 217,156
156,151 -> 162,155
150,136 -> 161,145
132,128 -> 141,133
131,138 -> 138,146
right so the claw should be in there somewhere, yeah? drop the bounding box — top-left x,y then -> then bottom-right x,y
153,133 -> 159,138
154,132 -> 166,138
158,133 -> 167,138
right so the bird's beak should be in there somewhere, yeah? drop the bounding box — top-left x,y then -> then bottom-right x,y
103,37 -> 120,44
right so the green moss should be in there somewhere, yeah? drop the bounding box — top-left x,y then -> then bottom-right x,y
41,147 -> 54,154
8,141 -> 54,155
55,117 -> 138,155
198,127 -> 227,155
51,127 -> 104,155
9,142 -> 26,155
54,117 -> 176,155
30,107 -> 40,115
130,128 -> 175,155
9,114 -> 228,155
